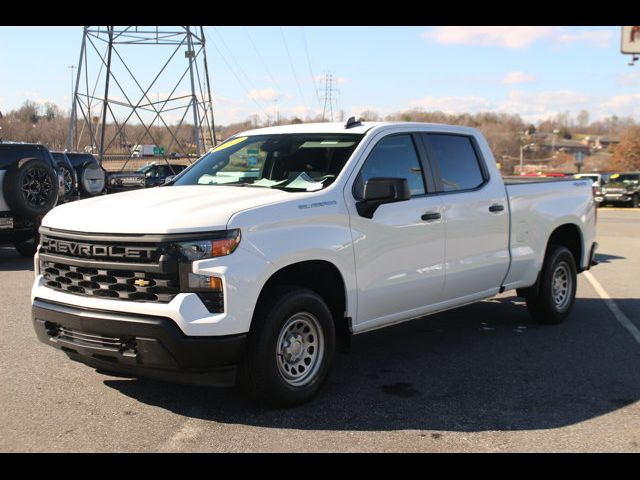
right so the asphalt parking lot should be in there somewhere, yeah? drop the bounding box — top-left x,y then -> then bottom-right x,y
1,208 -> 638,452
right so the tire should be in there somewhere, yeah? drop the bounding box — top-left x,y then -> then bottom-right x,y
58,163 -> 76,199
2,158 -> 58,217
79,162 -> 105,197
525,245 -> 577,325
632,195 -> 639,209
14,235 -> 38,257
238,286 -> 336,407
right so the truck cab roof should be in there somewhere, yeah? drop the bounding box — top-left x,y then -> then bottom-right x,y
235,121 -> 481,138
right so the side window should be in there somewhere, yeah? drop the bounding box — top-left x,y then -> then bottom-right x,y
355,134 -> 426,198
425,134 -> 485,192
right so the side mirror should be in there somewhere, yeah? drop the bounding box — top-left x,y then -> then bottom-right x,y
356,177 -> 411,218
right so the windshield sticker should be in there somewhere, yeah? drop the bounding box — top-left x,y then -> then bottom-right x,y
212,137 -> 248,152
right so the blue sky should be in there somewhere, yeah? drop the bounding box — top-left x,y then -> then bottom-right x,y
1,26 -> 639,125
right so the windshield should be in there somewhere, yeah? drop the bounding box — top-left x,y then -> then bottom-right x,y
136,165 -> 153,174
609,174 -> 639,185
173,133 -> 363,191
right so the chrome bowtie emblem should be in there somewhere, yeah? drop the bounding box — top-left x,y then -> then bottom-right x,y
133,279 -> 151,287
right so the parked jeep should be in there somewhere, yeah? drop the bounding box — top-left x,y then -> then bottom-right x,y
597,172 -> 640,208
0,142 -> 60,256
50,151 -> 79,202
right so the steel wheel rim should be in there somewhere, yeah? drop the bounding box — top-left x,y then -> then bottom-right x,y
276,312 -> 324,387
22,167 -> 52,207
552,262 -> 572,310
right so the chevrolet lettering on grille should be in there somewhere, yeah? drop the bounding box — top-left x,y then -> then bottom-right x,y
42,237 -> 156,260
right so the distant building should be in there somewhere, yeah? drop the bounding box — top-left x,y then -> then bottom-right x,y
594,136 -> 620,150
539,138 -> 591,155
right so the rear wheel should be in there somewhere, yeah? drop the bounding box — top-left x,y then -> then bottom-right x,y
238,286 -> 335,406
524,245 -> 577,325
3,158 -> 58,217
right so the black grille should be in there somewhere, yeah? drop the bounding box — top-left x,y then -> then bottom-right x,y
44,322 -> 137,355
42,261 -> 179,303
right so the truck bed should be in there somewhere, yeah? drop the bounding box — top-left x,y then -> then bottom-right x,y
501,177 -> 596,290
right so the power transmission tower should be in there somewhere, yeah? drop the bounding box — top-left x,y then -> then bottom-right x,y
319,73 -> 339,122
67,26 -> 216,162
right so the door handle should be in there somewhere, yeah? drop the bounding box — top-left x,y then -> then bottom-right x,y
488,204 -> 505,213
421,212 -> 441,221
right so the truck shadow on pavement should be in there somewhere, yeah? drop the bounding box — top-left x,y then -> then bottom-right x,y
104,294 -> 640,432
0,247 -> 33,271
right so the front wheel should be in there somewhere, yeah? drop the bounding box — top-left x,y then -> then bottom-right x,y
14,235 -> 38,257
525,245 -> 577,325
238,287 -> 335,406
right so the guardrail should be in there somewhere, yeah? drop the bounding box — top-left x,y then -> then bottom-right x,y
100,155 -> 199,172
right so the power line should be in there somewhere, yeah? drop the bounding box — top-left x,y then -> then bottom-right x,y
203,27 -> 271,120
279,26 -> 309,115
211,27 -> 263,97
300,27 -> 320,106
243,26 -> 282,93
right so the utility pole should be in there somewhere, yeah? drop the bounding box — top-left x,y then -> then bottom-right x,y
319,73 -> 338,122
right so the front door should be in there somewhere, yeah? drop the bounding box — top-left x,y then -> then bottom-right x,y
346,133 -> 446,331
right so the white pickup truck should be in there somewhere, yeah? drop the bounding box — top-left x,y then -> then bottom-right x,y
31,120 -> 597,406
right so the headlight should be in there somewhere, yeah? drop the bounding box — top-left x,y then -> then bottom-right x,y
175,229 -> 241,261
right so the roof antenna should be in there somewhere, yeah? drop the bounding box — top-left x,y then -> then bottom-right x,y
344,116 -> 362,129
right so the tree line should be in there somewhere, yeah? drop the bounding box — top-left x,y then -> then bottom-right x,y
1,100 -> 638,171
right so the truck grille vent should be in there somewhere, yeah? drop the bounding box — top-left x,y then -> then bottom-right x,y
42,261 -> 179,303
44,322 -> 137,355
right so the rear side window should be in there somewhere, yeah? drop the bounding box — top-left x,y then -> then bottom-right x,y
354,134 -> 426,198
424,134 -> 485,192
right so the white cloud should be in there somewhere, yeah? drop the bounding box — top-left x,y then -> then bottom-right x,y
421,26 -> 612,49
421,26 -> 558,49
501,71 -> 537,85
616,72 -> 640,87
247,88 -> 279,102
500,89 -> 591,117
556,30 -> 612,48
402,89 -> 640,123
409,95 -> 494,113
599,94 -> 640,118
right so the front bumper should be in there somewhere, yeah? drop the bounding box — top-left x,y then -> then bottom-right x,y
596,194 -> 633,204
32,298 -> 247,386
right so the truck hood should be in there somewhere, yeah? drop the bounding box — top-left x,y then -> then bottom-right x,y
42,185 -> 293,234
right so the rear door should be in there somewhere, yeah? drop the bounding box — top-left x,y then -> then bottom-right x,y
420,133 -> 510,302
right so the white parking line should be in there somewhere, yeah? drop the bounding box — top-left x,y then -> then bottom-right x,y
583,270 -> 640,345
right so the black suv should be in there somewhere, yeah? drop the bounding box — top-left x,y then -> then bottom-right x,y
0,142 -> 60,256
64,152 -> 107,198
599,172 -> 640,208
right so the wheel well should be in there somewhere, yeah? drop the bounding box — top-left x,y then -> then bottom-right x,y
548,224 -> 582,268
253,260 -> 350,338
